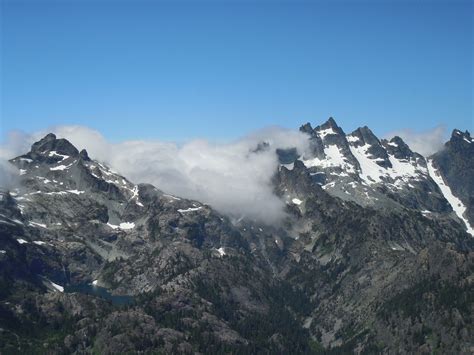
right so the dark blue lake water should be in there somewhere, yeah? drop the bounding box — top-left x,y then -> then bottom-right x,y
65,284 -> 134,306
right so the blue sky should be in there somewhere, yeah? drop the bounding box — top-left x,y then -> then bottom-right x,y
1,0 -> 472,142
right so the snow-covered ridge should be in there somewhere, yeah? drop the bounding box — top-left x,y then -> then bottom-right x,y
299,121 -> 429,191
349,143 -> 425,186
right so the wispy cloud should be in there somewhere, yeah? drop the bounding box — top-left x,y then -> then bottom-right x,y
384,125 -> 447,156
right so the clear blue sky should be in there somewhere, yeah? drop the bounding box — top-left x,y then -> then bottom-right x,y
1,0 -> 472,142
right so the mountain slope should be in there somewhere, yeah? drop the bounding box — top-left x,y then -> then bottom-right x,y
429,129 -> 474,235
1,124 -> 473,354
294,118 -> 471,237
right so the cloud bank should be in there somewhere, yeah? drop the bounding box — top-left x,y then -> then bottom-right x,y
0,126 -> 310,223
384,125 -> 446,157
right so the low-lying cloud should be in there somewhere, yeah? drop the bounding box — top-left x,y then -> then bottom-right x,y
1,126 -> 310,223
0,131 -> 32,190
384,125 -> 446,157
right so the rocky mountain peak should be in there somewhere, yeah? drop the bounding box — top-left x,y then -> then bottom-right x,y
315,117 -> 345,136
299,117 -> 344,139
325,116 -> 339,128
450,129 -> 472,146
299,122 -> 314,135
29,133 -> 80,159
350,126 -> 380,147
382,136 -> 416,160
79,149 -> 91,161
348,126 -> 391,168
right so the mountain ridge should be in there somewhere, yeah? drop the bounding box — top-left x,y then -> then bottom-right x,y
0,118 -> 473,353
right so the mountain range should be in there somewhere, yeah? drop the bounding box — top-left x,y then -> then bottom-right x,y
0,118 -> 473,354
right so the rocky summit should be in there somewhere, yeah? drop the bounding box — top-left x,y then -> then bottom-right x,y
0,118 -> 473,354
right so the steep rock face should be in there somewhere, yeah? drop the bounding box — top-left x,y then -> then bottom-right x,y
350,126 -> 392,169
272,163 -> 473,352
0,124 -> 473,354
430,129 -> 474,228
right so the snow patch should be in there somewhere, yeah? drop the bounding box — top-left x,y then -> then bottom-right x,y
303,145 -> 355,172
216,247 -> 226,257
119,222 -> 135,230
67,190 -> 84,195
107,222 -> 135,230
178,207 -> 202,213
346,135 -> 360,143
107,223 -> 119,229
50,161 -> 75,171
16,238 -> 29,244
317,127 -> 337,138
48,151 -> 69,161
29,221 -> 47,228
50,282 -> 64,292
292,198 -> 303,205
427,160 -> 474,236
349,144 -> 385,184
349,143 -> 423,185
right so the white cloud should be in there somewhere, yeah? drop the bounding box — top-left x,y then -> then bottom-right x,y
1,126 -> 310,223
384,125 -> 446,156
0,131 -> 33,189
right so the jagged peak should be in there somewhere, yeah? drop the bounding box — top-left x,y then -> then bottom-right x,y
299,122 -> 313,135
350,126 -> 380,146
314,117 -> 346,137
30,133 -> 79,157
381,136 -> 417,160
80,149 -> 90,161
318,116 -> 340,130
389,136 -> 409,148
326,117 -> 338,127
451,129 -> 472,143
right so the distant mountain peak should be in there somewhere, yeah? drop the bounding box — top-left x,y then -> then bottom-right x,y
80,149 -> 90,161
451,129 -> 472,144
318,116 -> 341,130
326,116 -> 338,127
349,126 -> 380,147
300,122 -> 313,135
30,133 -> 79,158
389,136 -> 407,147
